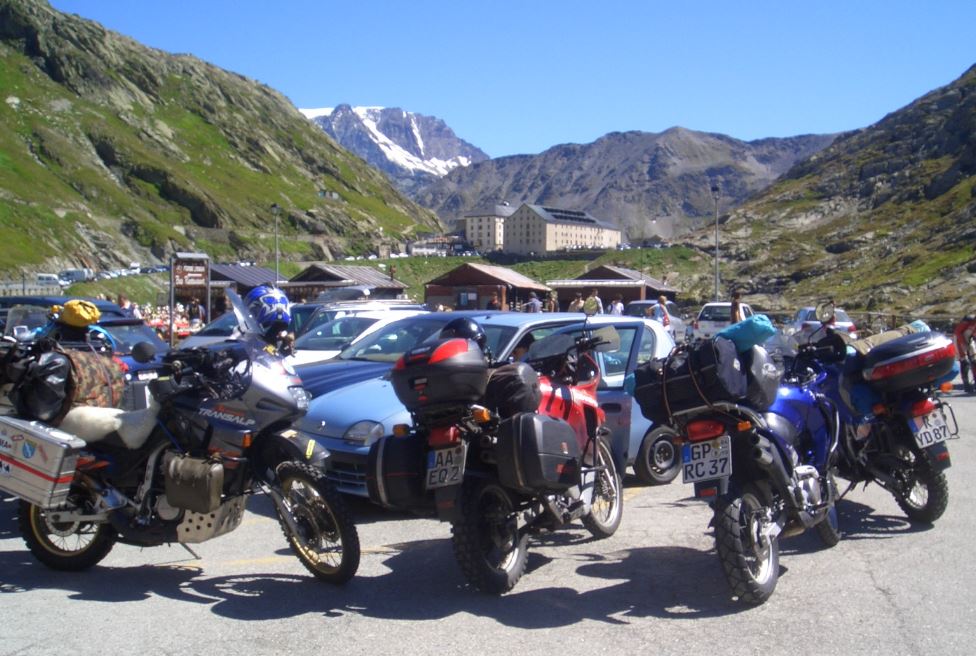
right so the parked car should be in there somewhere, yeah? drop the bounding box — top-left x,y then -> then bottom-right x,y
789,306 -> 858,344
1,300 -> 169,411
625,299 -> 689,343
288,310 -> 428,366
691,301 -> 755,339
294,301 -> 428,338
295,313 -> 676,496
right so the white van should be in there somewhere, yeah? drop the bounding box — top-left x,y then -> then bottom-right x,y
36,273 -> 61,286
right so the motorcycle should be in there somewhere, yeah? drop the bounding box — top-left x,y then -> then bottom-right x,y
0,291 -> 360,583
804,302 -> 958,523
368,322 -> 623,593
632,330 -> 841,604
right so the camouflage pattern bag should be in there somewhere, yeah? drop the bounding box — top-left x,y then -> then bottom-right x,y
59,347 -> 125,413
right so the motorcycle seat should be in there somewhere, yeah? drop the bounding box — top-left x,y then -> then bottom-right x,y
58,398 -> 160,450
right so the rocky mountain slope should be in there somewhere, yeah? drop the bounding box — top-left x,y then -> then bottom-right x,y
303,105 -> 489,194
0,0 -> 440,276
695,64 -> 976,316
413,129 -> 836,237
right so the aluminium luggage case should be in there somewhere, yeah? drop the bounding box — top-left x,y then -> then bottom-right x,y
0,416 -> 85,508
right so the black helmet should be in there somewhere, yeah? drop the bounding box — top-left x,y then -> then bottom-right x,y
439,317 -> 487,350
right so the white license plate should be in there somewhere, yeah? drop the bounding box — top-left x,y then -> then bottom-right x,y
681,436 -> 732,484
425,443 -> 467,490
910,410 -> 950,449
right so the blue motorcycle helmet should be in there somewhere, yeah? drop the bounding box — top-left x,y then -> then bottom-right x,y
245,285 -> 291,335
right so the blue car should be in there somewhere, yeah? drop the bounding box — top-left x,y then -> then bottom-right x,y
295,313 -> 676,496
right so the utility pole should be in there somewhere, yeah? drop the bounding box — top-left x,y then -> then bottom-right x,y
271,203 -> 280,285
711,184 -> 720,301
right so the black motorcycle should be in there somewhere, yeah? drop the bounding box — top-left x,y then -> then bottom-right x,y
2,292 -> 359,582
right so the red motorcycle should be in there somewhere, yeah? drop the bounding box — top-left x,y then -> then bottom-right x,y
367,319 -> 623,593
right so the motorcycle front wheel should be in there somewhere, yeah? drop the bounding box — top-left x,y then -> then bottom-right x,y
581,438 -> 623,538
451,477 -> 528,594
18,495 -> 116,571
714,485 -> 779,604
274,462 -> 360,584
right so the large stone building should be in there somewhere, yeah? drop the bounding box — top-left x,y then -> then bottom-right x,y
463,202 -> 516,252
502,204 -> 621,255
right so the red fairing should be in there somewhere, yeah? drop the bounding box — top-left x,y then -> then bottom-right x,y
536,353 -> 605,449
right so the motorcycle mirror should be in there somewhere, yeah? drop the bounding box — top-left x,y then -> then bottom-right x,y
592,326 -> 620,352
815,301 -> 835,324
131,341 -> 157,363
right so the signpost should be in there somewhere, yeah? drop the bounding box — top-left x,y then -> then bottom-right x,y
169,252 -> 210,347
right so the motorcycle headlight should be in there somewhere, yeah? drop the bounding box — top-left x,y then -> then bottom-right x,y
343,420 -> 384,445
288,385 -> 310,411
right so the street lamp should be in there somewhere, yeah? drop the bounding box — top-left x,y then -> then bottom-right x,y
271,203 -> 280,285
711,184 -> 720,301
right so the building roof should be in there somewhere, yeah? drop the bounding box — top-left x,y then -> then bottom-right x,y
464,202 -> 517,219
209,263 -> 279,289
517,204 -> 619,231
547,264 -> 677,293
425,263 -> 550,291
290,264 -> 407,290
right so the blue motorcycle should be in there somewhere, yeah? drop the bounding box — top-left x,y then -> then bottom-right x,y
632,334 -> 842,604
801,303 -> 957,524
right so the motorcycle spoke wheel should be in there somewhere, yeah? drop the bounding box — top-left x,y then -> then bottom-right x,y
275,462 -> 360,584
451,478 -> 528,594
18,498 -> 115,571
714,487 -> 779,604
582,439 -> 623,538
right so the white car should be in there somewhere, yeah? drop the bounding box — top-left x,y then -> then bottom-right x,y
691,301 -> 755,339
287,310 -> 427,366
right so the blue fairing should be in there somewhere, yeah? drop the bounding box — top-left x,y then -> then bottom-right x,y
767,384 -> 832,467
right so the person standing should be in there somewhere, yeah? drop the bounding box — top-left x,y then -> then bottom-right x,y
545,292 -> 559,313
485,292 -> 501,310
647,295 -> 673,336
117,294 -> 142,319
583,288 -> 604,315
730,290 -> 744,324
608,294 -> 624,316
953,314 -> 976,394
568,292 -> 585,312
523,291 -> 542,313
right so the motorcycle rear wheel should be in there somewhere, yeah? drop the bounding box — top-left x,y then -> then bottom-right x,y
18,496 -> 116,571
714,486 -> 779,604
451,477 -> 528,594
581,438 -> 623,538
275,462 -> 360,584
894,453 -> 949,524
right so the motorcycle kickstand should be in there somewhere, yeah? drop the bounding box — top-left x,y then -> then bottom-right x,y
180,543 -> 202,560
838,479 -> 857,500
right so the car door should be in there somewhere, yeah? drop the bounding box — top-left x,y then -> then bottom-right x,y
595,323 -> 644,471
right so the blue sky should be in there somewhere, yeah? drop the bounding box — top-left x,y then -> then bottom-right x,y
50,0 -> 976,158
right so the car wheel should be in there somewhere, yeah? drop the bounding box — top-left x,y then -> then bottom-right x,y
634,426 -> 681,485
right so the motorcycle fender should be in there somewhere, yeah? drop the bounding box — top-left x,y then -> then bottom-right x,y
267,430 -> 331,467
434,484 -> 463,523
925,442 -> 951,471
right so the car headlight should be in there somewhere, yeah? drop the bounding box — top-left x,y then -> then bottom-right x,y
343,420 -> 384,445
288,385 -> 310,411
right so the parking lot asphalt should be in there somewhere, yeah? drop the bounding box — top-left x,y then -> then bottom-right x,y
2,388 -> 975,656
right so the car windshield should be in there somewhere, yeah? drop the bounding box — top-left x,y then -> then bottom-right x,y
194,311 -> 239,337
100,322 -> 169,354
336,316 -> 516,363
699,305 -> 731,321
295,316 -> 378,351
289,305 -> 320,337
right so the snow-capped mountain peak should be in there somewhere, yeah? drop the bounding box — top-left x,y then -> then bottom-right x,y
301,104 -> 488,192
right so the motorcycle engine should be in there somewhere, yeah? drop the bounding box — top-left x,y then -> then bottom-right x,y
793,464 -> 823,507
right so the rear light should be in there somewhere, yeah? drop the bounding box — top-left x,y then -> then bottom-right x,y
940,382 -> 953,393
393,355 -> 406,371
393,424 -> 410,437
909,399 -> 936,418
429,338 -> 469,364
863,341 -> 956,381
685,419 -> 725,442
848,324 -> 857,333
428,425 -> 460,447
